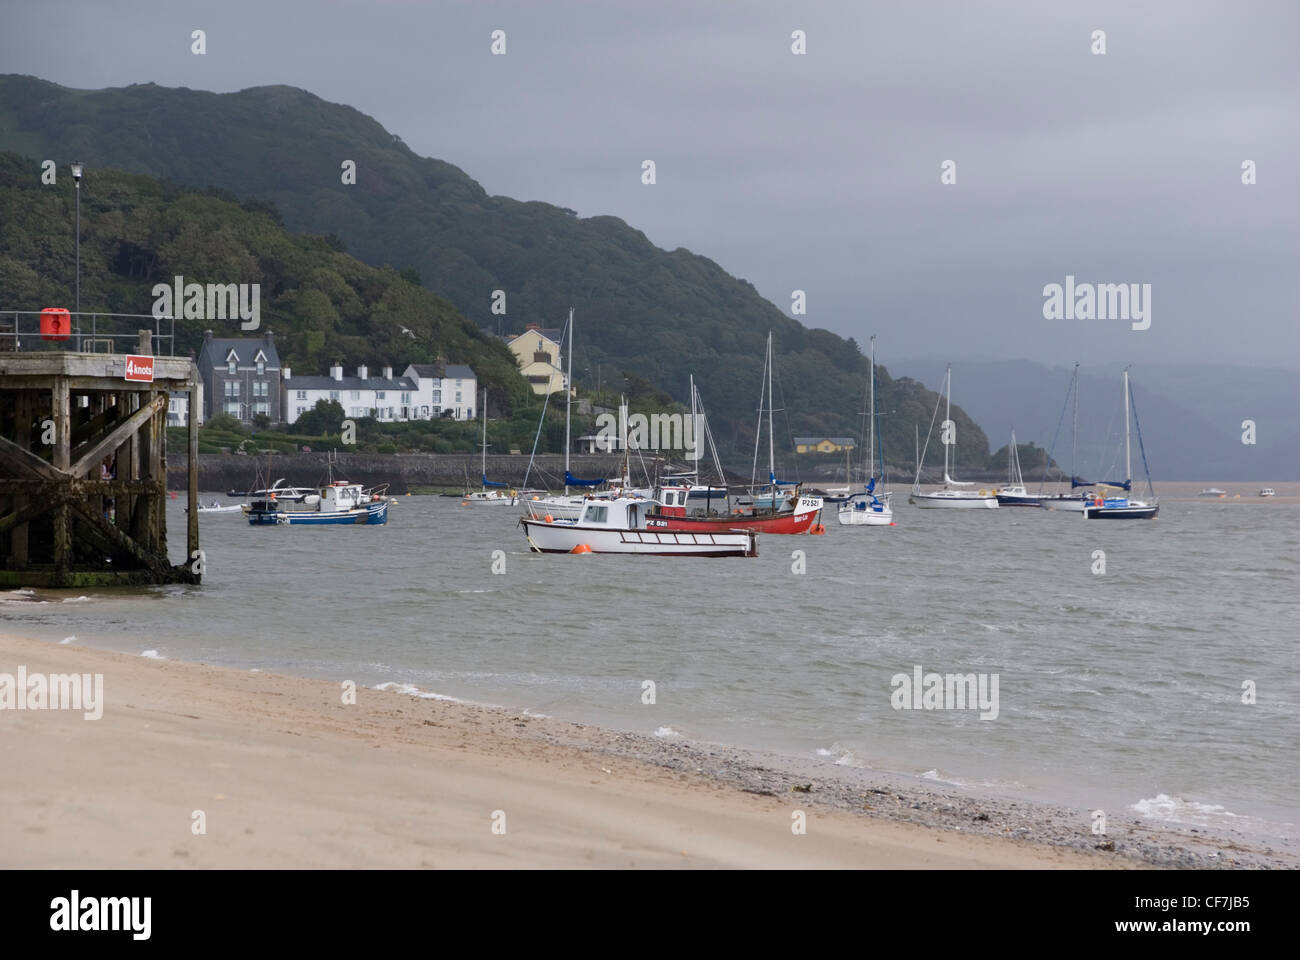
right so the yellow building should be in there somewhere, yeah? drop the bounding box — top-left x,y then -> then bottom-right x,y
505,324 -> 566,395
794,437 -> 856,455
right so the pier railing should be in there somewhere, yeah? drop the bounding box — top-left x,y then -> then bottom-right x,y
0,311 -> 176,356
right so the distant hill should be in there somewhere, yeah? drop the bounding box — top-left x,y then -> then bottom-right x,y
0,74 -> 988,471
0,151 -> 534,412
890,358 -> 1299,481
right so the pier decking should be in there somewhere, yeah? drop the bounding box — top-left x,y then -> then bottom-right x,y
0,329 -> 200,587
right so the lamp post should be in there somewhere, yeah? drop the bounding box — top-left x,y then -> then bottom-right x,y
70,162 -> 83,320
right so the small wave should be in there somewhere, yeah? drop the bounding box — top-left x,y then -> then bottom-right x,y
654,726 -> 680,738
1131,793 -> 1240,825
140,649 -> 165,659
59,636 -> 76,645
374,681 -> 466,702
61,596 -> 92,603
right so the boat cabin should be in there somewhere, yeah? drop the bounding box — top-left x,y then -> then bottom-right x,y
577,496 -> 658,529
321,481 -> 367,513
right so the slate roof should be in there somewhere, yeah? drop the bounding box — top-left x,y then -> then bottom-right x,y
289,376 -> 417,391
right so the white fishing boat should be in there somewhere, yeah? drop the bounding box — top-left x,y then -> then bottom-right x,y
1259,488 -> 1276,497
1082,369 -> 1158,520
521,496 -> 757,556
839,336 -> 894,526
464,388 -> 516,505
909,365 -> 998,509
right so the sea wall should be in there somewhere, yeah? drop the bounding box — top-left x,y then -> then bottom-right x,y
170,453 -> 652,494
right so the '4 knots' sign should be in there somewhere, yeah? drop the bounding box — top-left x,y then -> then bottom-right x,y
124,355 -> 155,382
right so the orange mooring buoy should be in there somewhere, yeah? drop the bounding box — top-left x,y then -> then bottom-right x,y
570,543 -> 592,554
544,514 -> 554,523
810,523 -> 826,535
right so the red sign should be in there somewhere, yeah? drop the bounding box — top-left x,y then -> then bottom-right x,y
124,355 -> 155,382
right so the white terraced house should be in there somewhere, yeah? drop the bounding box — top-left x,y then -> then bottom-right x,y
281,364 -> 420,424
401,363 -> 477,420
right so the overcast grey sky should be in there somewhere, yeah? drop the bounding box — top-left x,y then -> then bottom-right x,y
2,0 -> 1296,368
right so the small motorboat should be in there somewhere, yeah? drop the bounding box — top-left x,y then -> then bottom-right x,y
1198,488 -> 1227,497
1259,488 -> 1276,497
188,499 -> 243,514
227,478 -> 315,502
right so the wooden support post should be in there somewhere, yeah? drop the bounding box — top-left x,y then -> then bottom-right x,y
187,372 -> 200,577
51,377 -> 72,576
10,391 -> 30,567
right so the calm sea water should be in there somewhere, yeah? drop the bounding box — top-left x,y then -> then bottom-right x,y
5,483 -> 1297,841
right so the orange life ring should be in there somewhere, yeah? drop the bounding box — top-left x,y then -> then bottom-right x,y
1094,496 -> 1103,507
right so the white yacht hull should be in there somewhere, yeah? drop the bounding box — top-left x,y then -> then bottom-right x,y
909,491 -> 998,509
521,518 -> 756,556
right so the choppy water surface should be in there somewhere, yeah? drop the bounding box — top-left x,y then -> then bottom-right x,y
5,486 -> 1297,842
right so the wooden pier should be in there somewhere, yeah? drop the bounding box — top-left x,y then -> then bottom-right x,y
0,331 -> 200,587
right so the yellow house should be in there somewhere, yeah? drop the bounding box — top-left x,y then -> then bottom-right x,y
505,324 -> 566,395
794,437 -> 856,455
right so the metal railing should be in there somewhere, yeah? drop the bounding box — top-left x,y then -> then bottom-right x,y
0,311 -> 176,355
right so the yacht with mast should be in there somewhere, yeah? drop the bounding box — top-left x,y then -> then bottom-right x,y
909,365 -> 998,509
995,429 -> 1040,506
1082,368 -> 1158,519
839,336 -> 894,525
463,388 -> 516,505
747,332 -> 801,511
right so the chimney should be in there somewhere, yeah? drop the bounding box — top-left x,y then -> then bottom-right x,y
330,364 -> 343,381
282,366 -> 291,381
264,329 -> 275,346
357,364 -> 368,380
382,365 -> 392,380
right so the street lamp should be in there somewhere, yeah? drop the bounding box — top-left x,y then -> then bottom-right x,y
70,162 -> 83,318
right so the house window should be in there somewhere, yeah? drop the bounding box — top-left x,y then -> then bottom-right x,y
421,405 -> 429,417
376,391 -> 385,400
257,360 -> 265,375
466,408 -> 473,419
296,390 -> 307,400
224,381 -> 239,398
253,381 -> 267,398
400,392 -> 411,404
297,406 -> 305,416
254,401 -> 269,415
329,391 -> 339,401
224,401 -> 241,415
432,390 -> 441,403
351,391 -> 361,401
227,360 -> 236,375
455,392 -> 462,403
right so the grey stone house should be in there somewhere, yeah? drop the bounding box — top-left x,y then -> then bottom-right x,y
195,330 -> 283,425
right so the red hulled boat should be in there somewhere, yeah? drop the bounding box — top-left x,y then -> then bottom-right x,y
643,485 -> 823,534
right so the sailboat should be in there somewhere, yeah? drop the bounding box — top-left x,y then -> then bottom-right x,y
909,365 -> 998,509
463,388 -> 516,505
747,332 -> 801,511
995,429 -> 1040,506
1082,368 -> 1158,519
1038,363 -> 1092,512
839,335 -> 894,525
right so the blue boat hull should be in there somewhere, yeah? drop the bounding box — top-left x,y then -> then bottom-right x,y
248,502 -> 389,525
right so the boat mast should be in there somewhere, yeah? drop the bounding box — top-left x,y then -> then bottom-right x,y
1071,363 -> 1079,485
767,332 -> 775,493
564,307 -> 573,496
868,336 -> 876,482
1124,367 -> 1131,483
943,365 -> 951,482
481,387 -> 488,492
689,372 -> 698,487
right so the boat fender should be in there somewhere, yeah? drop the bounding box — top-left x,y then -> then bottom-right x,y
570,544 -> 592,554
544,514 -> 553,523
810,524 -> 826,535
1094,496 -> 1103,507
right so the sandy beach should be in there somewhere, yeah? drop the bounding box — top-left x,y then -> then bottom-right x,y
2,632 -> 1289,869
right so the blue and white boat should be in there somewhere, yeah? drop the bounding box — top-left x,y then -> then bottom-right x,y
1082,370 -> 1158,520
247,481 -> 391,525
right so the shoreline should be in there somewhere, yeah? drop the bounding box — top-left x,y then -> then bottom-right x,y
3,632 -> 1291,869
